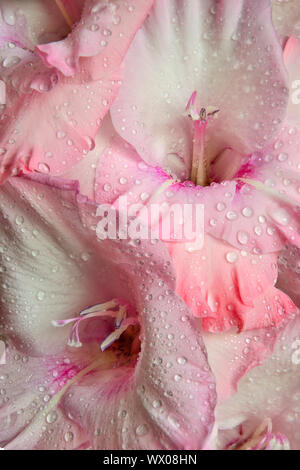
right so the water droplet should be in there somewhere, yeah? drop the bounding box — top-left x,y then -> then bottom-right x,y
140,192 -> 149,201
254,226 -> 263,236
278,152 -> 288,162
103,183 -> 111,192
226,251 -> 239,264
46,411 -> 58,424
3,56 -> 21,68
38,162 -> 50,174
56,130 -> 66,139
136,424 -> 149,436
81,253 -> 90,262
237,231 -> 249,245
216,202 -> 226,212
177,357 -> 187,365
36,290 -> 45,301
152,400 -> 162,409
226,211 -> 238,220
242,207 -> 253,217
89,24 -> 99,32
15,215 -> 24,225
84,136 -> 95,150
102,28 -> 112,36
64,431 -> 74,442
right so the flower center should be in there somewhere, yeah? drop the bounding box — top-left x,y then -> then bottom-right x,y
185,91 -> 219,187
52,299 -> 141,365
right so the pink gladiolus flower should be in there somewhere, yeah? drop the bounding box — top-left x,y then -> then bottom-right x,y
91,0 -> 300,332
0,173 -> 216,450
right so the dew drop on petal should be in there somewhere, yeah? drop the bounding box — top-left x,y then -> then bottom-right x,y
242,207 -> 253,217
226,251 -> 239,264
2,56 -> 20,68
237,231 -> 249,245
136,424 -> 149,436
46,411 -> 58,424
38,163 -> 50,174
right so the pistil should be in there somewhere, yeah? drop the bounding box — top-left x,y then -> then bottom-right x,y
186,91 -> 219,186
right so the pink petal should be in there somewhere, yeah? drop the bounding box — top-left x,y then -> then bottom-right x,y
202,323 -> 281,405
36,0 -> 155,79
167,234 -> 296,333
111,0 -> 288,178
213,312 -> 300,450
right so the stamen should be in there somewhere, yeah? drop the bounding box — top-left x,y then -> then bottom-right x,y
115,305 -> 127,328
100,318 -> 138,352
185,91 -> 219,186
54,0 -> 74,29
79,300 -> 117,316
52,299 -> 138,353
